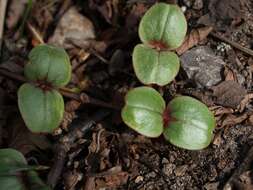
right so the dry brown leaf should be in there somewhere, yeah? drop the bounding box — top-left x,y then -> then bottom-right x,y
95,170 -> 128,189
246,114 -> 253,125
49,7 -> 95,48
224,67 -> 237,82
212,81 -> 247,109
176,26 -> 213,55
221,113 -> 248,127
238,93 -> 253,112
212,131 -> 223,147
210,106 -> 234,116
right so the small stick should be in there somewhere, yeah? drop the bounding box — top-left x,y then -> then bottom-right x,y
0,69 -> 27,82
47,110 -> 110,188
223,145 -> 253,189
0,0 -> 8,53
27,22 -> 45,44
210,32 -> 253,57
0,68 -> 120,110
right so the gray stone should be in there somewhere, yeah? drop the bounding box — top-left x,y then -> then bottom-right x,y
180,46 -> 224,88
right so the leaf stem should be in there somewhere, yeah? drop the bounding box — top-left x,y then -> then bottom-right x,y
0,69 -> 120,110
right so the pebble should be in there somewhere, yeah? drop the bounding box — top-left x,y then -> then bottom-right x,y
180,46 -> 224,88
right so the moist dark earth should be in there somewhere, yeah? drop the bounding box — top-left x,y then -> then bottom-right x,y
1,0 -> 253,189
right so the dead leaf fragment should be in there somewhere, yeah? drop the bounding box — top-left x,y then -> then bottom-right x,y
49,7 -> 95,48
221,113 -> 248,127
212,81 -> 247,109
95,171 -> 128,189
176,26 -> 213,55
238,93 -> 253,112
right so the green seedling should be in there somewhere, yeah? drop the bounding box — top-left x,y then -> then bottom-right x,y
0,149 -> 51,190
133,44 -> 180,86
18,44 -> 71,133
121,87 -> 215,150
133,3 -> 187,85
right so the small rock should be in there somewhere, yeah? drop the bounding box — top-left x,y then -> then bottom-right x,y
204,182 -> 219,190
174,165 -> 188,176
135,176 -> 144,183
181,6 -> 187,13
162,157 -> 169,164
162,163 -> 176,176
193,0 -> 203,10
180,46 -> 224,88
183,0 -> 192,8
146,171 -> 156,178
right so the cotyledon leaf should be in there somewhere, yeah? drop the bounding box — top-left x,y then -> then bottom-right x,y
18,83 -> 64,133
0,149 -> 51,190
133,44 -> 180,86
24,44 -> 71,87
163,96 -> 215,150
121,87 -> 165,137
139,3 -> 187,49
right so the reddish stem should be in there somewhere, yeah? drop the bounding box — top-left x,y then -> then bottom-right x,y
36,80 -> 54,92
149,40 -> 168,51
162,106 -> 177,128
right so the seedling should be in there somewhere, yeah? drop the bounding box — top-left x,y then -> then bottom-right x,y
122,87 -> 215,150
0,148 -> 51,190
133,3 -> 187,85
18,44 -> 71,133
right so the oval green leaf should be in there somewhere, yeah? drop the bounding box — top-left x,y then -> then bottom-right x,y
18,83 -> 64,133
0,149 -> 51,190
163,96 -> 215,150
121,87 -> 165,137
139,3 -> 187,49
24,44 -> 71,87
0,148 -> 27,175
133,44 -> 180,86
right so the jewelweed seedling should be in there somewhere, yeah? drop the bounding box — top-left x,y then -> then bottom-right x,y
133,44 -> 180,86
0,149 -> 51,190
18,44 -> 71,133
133,3 -> 187,86
121,87 -> 215,150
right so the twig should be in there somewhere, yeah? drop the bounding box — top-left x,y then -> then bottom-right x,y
210,32 -> 253,57
0,68 -> 120,110
223,145 -> 253,190
47,110 -> 110,188
27,22 -> 45,44
0,69 -> 27,82
0,0 -> 8,53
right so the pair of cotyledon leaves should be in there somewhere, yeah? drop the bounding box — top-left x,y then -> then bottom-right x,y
122,3 -> 215,150
133,3 -> 187,86
122,87 -> 215,150
0,148 -> 51,190
18,44 -> 71,133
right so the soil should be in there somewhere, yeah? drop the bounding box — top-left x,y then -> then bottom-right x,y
1,0 -> 253,190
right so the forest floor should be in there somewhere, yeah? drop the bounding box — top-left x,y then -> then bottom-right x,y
0,0 -> 253,189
